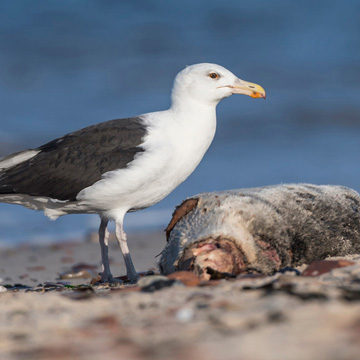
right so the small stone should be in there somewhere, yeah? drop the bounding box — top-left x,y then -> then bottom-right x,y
26,266 -> 46,271
303,260 -> 355,277
0,285 -> 7,293
12,284 -> 32,290
137,275 -> 180,292
108,281 -> 124,288
25,288 -> 45,293
137,275 -> 170,287
59,269 -> 94,280
43,282 -> 64,288
175,307 -> 195,323
90,275 -> 102,284
167,271 -> 200,286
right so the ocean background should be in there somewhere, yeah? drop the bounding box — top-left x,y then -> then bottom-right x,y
0,0 -> 360,246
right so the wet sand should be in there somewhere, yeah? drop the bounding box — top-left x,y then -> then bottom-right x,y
0,230 -> 165,287
1,232 -> 360,360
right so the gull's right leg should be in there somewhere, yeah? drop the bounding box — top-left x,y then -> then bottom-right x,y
115,219 -> 139,283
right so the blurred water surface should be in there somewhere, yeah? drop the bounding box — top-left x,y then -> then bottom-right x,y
1,1 -> 360,245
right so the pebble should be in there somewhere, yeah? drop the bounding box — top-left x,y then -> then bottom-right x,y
0,285 -> 7,293
43,282 -> 65,288
59,269 -> 94,280
137,275 -> 170,287
137,275 -> 182,292
175,307 -> 195,323
302,260 -> 355,277
167,271 -> 201,286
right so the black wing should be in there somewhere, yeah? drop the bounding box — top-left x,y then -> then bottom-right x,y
0,117 -> 147,201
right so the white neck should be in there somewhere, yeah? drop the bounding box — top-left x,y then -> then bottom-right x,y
170,82 -> 222,110
165,92 -> 218,174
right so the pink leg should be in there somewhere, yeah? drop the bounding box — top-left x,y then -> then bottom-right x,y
115,220 -> 139,282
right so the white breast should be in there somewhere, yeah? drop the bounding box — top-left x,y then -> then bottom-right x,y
77,107 -> 217,216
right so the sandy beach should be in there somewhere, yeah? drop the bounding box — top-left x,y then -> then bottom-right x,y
0,231 -> 360,360
0,231 -> 165,287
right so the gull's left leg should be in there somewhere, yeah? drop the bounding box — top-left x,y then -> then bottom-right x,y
98,218 -> 113,282
115,219 -> 139,282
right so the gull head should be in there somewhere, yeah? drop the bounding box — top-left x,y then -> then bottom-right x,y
171,63 -> 266,107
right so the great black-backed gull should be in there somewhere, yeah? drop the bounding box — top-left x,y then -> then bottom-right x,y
0,63 -> 265,282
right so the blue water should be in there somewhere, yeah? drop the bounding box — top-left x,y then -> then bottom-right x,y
1,1 -> 360,245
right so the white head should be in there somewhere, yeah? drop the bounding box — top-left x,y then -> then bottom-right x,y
171,63 -> 265,108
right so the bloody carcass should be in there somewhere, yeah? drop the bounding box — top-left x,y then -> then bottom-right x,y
159,184 -> 360,279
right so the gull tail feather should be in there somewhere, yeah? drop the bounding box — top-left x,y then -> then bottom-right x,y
0,149 -> 39,170
0,149 -> 40,195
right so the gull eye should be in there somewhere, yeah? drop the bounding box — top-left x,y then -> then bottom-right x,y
209,72 -> 219,79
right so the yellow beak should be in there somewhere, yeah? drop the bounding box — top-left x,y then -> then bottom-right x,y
230,79 -> 266,99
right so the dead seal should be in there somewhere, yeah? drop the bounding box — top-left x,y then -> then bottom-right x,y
159,184 -> 360,279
